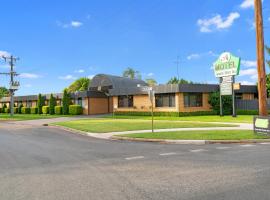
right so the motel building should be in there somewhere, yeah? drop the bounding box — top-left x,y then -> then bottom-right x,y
0,74 -> 258,115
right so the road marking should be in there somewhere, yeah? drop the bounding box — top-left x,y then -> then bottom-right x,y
216,146 -> 232,150
125,156 -> 144,160
159,152 -> 177,156
260,143 -> 270,145
239,144 -> 256,147
190,149 -> 207,153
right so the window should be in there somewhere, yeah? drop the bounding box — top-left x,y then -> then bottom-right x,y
77,98 -> 82,106
235,94 -> 243,100
184,93 -> 203,107
118,95 -> 133,108
155,93 -> 175,107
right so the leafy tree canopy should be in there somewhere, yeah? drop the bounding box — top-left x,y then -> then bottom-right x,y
66,77 -> 91,93
122,67 -> 141,79
145,78 -> 157,86
0,87 -> 9,98
167,77 -> 193,84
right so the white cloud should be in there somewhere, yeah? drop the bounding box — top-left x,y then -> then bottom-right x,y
59,75 -> 77,80
239,68 -> 258,81
88,74 -> 95,79
240,80 -> 256,85
197,12 -> 240,33
147,72 -> 154,77
74,69 -> 85,73
187,54 -> 200,60
242,60 -> 257,67
0,50 -> 10,58
187,51 -> 218,60
240,0 -> 264,9
24,84 -> 32,88
57,20 -> 83,28
19,73 -> 41,79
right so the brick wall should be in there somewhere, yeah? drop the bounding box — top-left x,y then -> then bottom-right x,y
242,93 -> 255,100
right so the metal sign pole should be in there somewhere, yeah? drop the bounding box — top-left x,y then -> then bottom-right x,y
219,78 -> 223,117
232,76 -> 236,117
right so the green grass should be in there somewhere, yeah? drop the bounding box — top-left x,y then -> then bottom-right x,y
106,115 -> 253,123
54,118 -> 238,133
0,114 -> 68,121
117,130 -> 270,140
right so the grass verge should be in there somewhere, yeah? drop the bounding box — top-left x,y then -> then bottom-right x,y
117,130 -> 269,140
105,115 -> 253,123
54,118 -> 238,133
0,114 -> 68,121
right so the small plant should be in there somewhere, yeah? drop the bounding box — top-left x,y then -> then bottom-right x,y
30,107 -> 38,114
69,105 -> 83,115
4,108 -> 10,113
42,106 -> 49,114
62,89 -> 71,115
49,94 -> 56,115
37,94 -> 45,114
13,107 -> 18,114
18,104 -> 23,114
54,106 -> 63,115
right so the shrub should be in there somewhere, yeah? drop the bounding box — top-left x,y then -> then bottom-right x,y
18,104 -> 23,114
49,94 -> 56,115
37,94 -> 45,114
208,92 -> 232,115
21,107 -> 30,114
69,105 -> 83,115
62,89 -> 71,115
4,108 -> 10,113
42,106 -> 49,114
236,110 -> 259,115
13,107 -> 18,114
0,108 -> 2,113
54,106 -> 63,115
30,107 -> 38,114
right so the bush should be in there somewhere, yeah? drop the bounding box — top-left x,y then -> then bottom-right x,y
54,106 -> 63,115
18,104 -> 23,114
0,108 -> 2,113
4,108 -> 10,113
236,110 -> 259,115
114,111 -> 217,117
69,105 -> 83,115
37,94 -> 45,114
13,107 -> 18,114
208,92 -> 232,115
21,107 -> 30,114
42,106 -> 49,114
30,107 -> 38,114
49,94 -> 56,115
62,89 -> 71,115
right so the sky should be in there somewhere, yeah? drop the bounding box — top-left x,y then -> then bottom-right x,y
0,0 -> 270,95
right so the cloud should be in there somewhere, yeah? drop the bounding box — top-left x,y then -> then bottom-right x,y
240,0 -> 254,9
187,51 -> 218,60
57,20 -> 83,28
0,50 -> 10,58
197,12 -> 240,33
24,84 -> 32,88
58,75 -> 77,80
239,68 -> 257,80
88,74 -> 95,79
74,69 -> 85,73
240,80 -> 256,85
147,72 -> 154,77
19,73 -> 42,79
242,60 -> 257,67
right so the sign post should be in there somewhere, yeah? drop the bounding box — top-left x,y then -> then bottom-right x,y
213,52 -> 241,117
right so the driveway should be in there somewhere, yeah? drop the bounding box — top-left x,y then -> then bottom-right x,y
0,124 -> 270,200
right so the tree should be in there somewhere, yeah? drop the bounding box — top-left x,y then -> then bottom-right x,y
62,89 -> 71,115
66,77 -> 91,93
49,94 -> 56,115
0,87 -> 9,98
266,46 -> 270,68
145,78 -> 157,86
167,77 -> 193,84
122,67 -> 141,79
37,93 -> 45,114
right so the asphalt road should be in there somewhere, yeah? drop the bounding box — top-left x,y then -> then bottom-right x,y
0,124 -> 270,200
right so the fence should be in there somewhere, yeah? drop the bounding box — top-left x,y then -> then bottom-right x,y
236,99 -> 270,110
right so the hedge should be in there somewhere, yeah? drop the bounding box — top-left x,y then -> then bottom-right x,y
18,104 -> 23,114
69,105 -> 83,115
13,107 -> 18,114
42,106 -> 49,114
4,108 -> 10,113
31,107 -> 38,114
54,106 -> 62,115
21,107 -> 30,114
114,111 -> 218,117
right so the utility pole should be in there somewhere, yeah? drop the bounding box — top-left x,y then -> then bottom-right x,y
0,55 -> 20,117
254,0 -> 267,116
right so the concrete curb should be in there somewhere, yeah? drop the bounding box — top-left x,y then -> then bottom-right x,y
50,125 -> 270,145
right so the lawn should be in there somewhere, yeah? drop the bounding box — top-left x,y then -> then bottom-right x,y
117,130 -> 270,140
54,118 -> 238,133
0,114 -> 68,121
106,115 -> 253,123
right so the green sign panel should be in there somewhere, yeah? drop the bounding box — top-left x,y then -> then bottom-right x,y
213,52 -> 241,78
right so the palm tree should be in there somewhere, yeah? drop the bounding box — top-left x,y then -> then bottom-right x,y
66,77 -> 91,92
145,78 -> 157,86
123,67 -> 141,79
